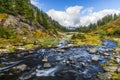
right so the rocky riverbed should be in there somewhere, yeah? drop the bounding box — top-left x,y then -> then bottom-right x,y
0,40 -> 119,80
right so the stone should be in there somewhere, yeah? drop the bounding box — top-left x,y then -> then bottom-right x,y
16,47 -> 25,51
0,49 -> 9,54
116,57 -> 120,64
115,48 -> 120,54
43,63 -> 51,68
89,48 -> 97,54
103,52 -> 110,56
68,57 -> 73,61
81,62 -> 88,67
103,66 -> 117,72
77,58 -> 81,62
92,56 -> 100,61
97,72 -> 112,80
55,49 -> 65,52
42,58 -> 48,62
66,61 -> 70,64
14,64 -> 27,71
116,67 -> 120,72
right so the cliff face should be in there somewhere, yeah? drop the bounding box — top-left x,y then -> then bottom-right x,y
0,14 -> 44,35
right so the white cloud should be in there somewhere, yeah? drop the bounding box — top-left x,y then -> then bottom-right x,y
47,6 -> 83,27
30,0 -> 44,9
80,9 -> 120,26
47,6 -> 120,27
81,7 -> 94,14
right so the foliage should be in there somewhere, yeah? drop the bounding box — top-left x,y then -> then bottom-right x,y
77,14 -> 120,33
99,30 -> 107,38
112,26 -> 120,36
71,33 -> 86,39
0,26 -> 16,39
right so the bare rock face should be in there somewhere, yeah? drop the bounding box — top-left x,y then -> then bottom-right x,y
0,14 -> 44,34
3,15 -> 18,28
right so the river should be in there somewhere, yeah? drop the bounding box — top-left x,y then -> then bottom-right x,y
0,39 -> 117,80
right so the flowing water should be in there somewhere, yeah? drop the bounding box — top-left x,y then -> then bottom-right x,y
0,40 -> 117,80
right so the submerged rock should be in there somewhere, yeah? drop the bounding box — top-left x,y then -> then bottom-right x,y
89,48 -> 97,54
92,56 -> 100,61
77,57 -> 81,62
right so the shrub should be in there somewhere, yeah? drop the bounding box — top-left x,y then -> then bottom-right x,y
71,33 -> 86,39
0,27 -> 16,39
113,26 -> 120,36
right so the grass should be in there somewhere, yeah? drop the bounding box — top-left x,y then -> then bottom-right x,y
0,31 -> 60,53
68,33 -> 101,46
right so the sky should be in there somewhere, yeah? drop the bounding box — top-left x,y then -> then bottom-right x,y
31,0 -> 120,27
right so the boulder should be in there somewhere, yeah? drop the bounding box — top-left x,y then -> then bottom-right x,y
97,72 -> 112,80
116,67 -> 120,72
13,64 -> 27,71
0,49 -> 9,54
116,57 -> 120,64
42,58 -> 48,62
92,56 -> 100,61
115,48 -> 120,54
55,49 -> 65,52
89,48 -> 97,54
81,62 -> 88,67
103,52 -> 110,56
103,66 -> 117,72
43,63 -> 51,68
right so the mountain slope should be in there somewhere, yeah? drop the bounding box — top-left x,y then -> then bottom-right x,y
0,0 -> 66,32
0,0 -> 67,51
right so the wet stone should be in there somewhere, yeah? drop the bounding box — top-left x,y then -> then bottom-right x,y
43,63 -> 51,68
13,64 -> 27,71
103,52 -> 110,56
42,58 -> 48,62
89,48 -> 97,54
68,57 -> 73,61
92,56 -> 100,61
115,48 -> 120,54
77,58 -> 81,62
81,62 -> 88,67
54,49 -> 65,52
103,66 -> 118,72
97,72 -> 112,80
